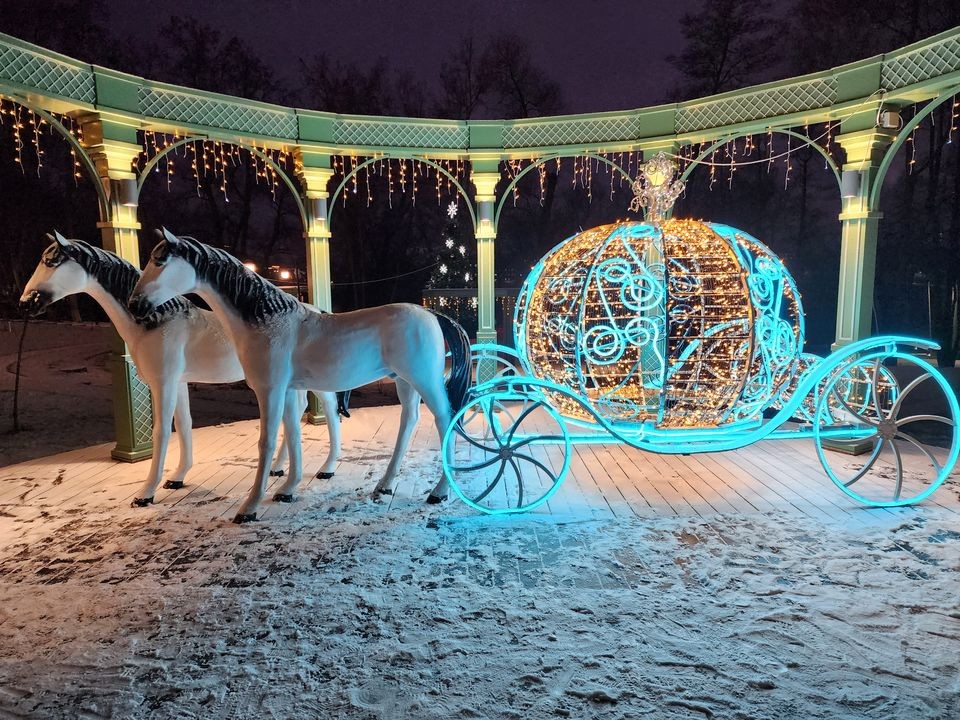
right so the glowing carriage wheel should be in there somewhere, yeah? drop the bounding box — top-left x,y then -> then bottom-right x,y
443,389 -> 571,514
814,352 -> 960,506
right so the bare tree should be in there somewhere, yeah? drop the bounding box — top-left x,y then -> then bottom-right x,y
480,35 -> 563,118
436,37 -> 487,119
667,0 -> 780,99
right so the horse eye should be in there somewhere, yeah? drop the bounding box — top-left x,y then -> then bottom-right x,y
42,249 -> 63,267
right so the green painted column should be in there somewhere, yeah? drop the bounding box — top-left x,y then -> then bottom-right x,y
471,165 -> 499,382
833,128 -> 895,350
81,113 -> 153,461
296,153 -> 335,424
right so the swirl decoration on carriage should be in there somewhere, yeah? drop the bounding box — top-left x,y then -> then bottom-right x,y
441,153 -> 959,514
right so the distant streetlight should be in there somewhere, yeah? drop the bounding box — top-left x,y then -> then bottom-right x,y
279,269 -> 292,280
243,261 -> 257,273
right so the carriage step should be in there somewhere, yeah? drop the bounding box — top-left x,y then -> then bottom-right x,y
820,437 -> 874,456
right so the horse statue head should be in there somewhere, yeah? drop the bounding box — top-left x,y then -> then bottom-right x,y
19,231 -> 139,316
128,228 -> 200,319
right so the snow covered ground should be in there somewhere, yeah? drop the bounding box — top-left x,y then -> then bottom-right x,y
0,455 -> 958,718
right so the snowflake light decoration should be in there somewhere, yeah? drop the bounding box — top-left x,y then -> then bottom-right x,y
447,201 -> 458,219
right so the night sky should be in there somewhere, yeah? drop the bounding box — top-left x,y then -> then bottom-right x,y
105,0 -> 716,114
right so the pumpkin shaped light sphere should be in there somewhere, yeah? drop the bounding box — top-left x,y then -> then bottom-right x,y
514,153 -> 805,430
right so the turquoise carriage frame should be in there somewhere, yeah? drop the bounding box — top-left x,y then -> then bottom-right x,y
441,220 -> 960,515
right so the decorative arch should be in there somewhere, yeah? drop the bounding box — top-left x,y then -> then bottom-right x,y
136,135 -> 308,230
869,89 -> 960,209
1,93 -> 109,219
678,129 -> 842,189
327,155 -> 477,231
494,152 -> 632,231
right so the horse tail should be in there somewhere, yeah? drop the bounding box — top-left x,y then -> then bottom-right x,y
429,310 -> 471,416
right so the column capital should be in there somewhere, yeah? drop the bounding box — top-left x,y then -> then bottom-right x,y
471,171 -> 500,202
298,166 -> 336,198
836,128 -> 896,169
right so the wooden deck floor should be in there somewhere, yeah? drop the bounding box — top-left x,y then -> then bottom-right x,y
0,405 -> 957,558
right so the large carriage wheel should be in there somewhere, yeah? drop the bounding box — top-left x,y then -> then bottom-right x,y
814,352 -> 959,506
442,389 -> 571,514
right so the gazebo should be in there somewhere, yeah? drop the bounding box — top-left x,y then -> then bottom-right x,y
1,27 -> 959,461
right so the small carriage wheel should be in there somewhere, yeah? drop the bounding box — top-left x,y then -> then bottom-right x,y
442,390 -> 571,514
792,354 -> 899,424
469,345 -> 524,386
814,352 -> 959,506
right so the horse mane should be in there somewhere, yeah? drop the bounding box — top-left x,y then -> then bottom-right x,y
55,239 -> 192,329
166,235 -> 300,323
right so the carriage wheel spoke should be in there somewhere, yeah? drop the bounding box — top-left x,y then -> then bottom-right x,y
896,414 -> 954,427
842,437 -> 884,487
510,434 -> 567,451
889,373 -> 931,419
449,454 -> 503,473
894,431 -> 942,473
512,452 -> 560,484
831,382 -> 879,426
472,460 -> 508,503
505,401 -> 542,444
483,399 -> 506,447
891,442 -> 904,502
508,457 -> 524,508
455,425 -> 499,454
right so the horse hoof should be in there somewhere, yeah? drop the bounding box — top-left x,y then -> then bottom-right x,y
426,493 -> 447,505
273,493 -> 295,503
232,512 -> 258,524
315,471 -> 335,480
131,497 -> 154,508
269,469 -> 285,477
374,487 -> 393,497
163,480 -> 184,490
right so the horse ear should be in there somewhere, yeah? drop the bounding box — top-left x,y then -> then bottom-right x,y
51,231 -> 69,247
153,228 -> 165,241
161,227 -> 180,246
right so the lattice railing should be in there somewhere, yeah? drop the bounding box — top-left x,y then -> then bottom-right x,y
676,78 -> 838,134
503,115 -> 639,148
0,42 -> 95,104
138,87 -> 298,138
332,118 -> 468,149
882,34 -> 960,89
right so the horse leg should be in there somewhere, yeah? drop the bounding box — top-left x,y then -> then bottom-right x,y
132,375 -> 179,507
273,389 -> 304,503
270,420 -> 290,477
165,382 -> 193,490
373,379 -> 420,497
411,381 -> 454,504
314,391 -> 340,479
234,386 -> 285,523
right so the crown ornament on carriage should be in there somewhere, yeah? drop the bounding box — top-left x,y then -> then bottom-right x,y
628,151 -> 685,224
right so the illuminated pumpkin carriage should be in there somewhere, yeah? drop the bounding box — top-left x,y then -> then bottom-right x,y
441,154 -> 959,514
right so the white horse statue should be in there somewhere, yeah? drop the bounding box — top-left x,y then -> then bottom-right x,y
129,229 -> 471,523
19,232 -> 342,506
